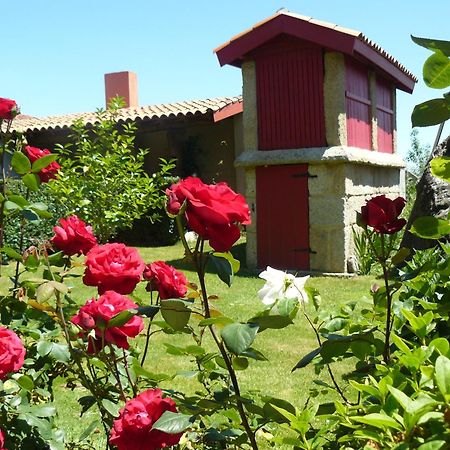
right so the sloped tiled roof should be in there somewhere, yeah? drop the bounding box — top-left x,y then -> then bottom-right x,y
215,10 -> 417,92
13,96 -> 243,133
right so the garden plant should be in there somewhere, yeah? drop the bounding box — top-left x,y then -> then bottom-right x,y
0,35 -> 449,450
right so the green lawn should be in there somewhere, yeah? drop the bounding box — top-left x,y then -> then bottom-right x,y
4,241 -> 375,448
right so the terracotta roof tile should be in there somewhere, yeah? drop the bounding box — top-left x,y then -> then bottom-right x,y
214,10 -> 417,82
12,96 -> 243,133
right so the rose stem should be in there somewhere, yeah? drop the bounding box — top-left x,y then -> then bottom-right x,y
140,291 -> 157,366
194,242 -> 259,450
13,189 -> 30,293
108,344 -> 127,402
46,255 -> 112,440
380,234 -> 393,364
302,308 -> 351,404
122,349 -> 137,397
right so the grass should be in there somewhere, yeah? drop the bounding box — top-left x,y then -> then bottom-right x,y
2,241 -> 375,448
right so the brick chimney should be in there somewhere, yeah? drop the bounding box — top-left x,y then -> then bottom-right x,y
104,71 -> 138,108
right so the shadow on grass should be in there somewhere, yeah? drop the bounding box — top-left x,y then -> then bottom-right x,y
165,242 -> 259,279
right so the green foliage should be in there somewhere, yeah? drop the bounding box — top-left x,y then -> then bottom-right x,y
406,128 -> 431,178
411,36 -> 450,127
49,97 -> 175,242
3,179 -> 68,257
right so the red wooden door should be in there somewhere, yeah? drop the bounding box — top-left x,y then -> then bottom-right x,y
256,164 -> 310,270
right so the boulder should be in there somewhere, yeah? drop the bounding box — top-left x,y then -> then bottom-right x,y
402,135 -> 450,250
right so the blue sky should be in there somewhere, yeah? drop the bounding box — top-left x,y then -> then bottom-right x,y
2,0 -> 449,157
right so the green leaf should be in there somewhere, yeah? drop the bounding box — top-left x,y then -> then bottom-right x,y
412,98 -> 450,127
137,305 -> 159,319
21,208 -> 41,223
151,410 -> 192,434
49,280 -> 69,294
210,254 -> 234,287
435,355 -> 450,398
232,356 -> 249,370
30,202 -> 52,219
423,51 -> 450,89
11,151 -> 31,174
37,340 -> 53,357
4,200 -> 22,211
7,194 -> 29,207
17,375 -> 35,391
22,173 -> 41,191
221,322 -> 259,355
429,337 -> 449,355
351,413 -> 402,431
0,246 -> 23,261
198,316 -> 234,327
24,253 -> 40,271
161,299 -> 191,331
417,441 -> 446,450
213,252 -> 240,273
108,309 -> 137,328
102,399 -> 120,418
292,347 -> 322,371
50,343 -> 70,363
47,251 -> 66,267
36,283 -> 55,302
387,385 -> 413,411
30,405 -> 57,417
249,315 -> 293,331
431,156 -> 450,183
79,420 -> 101,442
412,36 -> 450,57
410,216 -> 450,239
391,247 -> 410,266
262,398 -> 296,423
31,153 -> 58,172
276,296 -> 299,317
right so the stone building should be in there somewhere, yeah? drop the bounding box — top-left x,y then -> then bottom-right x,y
215,10 -> 417,273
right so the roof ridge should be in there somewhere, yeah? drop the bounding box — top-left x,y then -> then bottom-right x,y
11,95 -> 243,133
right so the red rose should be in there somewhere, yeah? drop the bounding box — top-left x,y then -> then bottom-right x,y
83,243 -> 145,295
71,290 -> 143,353
166,177 -> 251,252
0,428 -> 5,450
109,389 -> 183,450
51,215 -> 97,256
23,145 -> 60,183
0,97 -> 19,120
361,195 -> 407,234
0,327 -> 26,380
143,261 -> 187,299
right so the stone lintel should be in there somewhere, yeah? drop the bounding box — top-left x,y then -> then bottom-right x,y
234,146 -> 405,169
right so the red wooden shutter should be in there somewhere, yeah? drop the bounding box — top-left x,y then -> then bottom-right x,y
256,164 -> 310,270
255,41 -> 325,150
345,59 -> 371,150
376,78 -> 394,153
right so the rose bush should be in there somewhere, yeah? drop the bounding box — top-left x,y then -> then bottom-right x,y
360,195 -> 406,234
71,290 -> 144,352
109,389 -> 183,450
166,176 -> 251,252
0,97 -> 19,120
144,261 -> 187,299
51,214 -> 97,256
0,326 -> 25,380
83,243 -> 145,294
24,145 -> 61,183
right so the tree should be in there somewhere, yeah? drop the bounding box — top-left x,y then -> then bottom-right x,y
50,98 -> 174,242
405,128 -> 431,177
